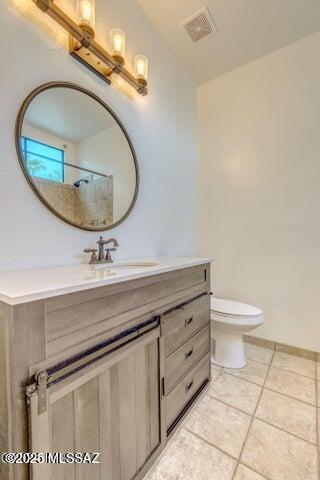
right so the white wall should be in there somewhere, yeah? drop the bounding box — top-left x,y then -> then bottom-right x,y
198,32 -> 320,352
0,0 -> 197,271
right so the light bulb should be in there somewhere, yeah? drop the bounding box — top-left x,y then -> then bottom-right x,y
110,29 -> 125,61
134,55 -> 148,83
77,0 -> 95,33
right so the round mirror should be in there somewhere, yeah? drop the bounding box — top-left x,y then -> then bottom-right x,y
15,82 -> 139,231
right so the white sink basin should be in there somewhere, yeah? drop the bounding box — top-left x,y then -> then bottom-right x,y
108,261 -> 158,268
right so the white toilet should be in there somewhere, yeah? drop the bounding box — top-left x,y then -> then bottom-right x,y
211,297 -> 264,369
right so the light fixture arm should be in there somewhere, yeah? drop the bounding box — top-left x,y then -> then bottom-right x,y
31,0 -> 148,95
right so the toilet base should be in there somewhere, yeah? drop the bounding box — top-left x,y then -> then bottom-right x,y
212,330 -> 246,369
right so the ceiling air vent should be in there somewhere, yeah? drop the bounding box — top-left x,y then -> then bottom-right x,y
181,7 -> 218,43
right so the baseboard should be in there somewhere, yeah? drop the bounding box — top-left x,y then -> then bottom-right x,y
243,335 -> 319,362
243,335 -> 276,351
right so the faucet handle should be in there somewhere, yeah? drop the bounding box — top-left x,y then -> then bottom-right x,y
105,247 -> 117,263
83,248 -> 98,263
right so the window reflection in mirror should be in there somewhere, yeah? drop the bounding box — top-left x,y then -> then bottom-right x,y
17,84 -> 138,231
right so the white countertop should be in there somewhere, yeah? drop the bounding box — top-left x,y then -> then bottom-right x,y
0,257 -> 212,305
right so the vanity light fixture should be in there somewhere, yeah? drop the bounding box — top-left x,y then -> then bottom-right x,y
30,0 -> 148,95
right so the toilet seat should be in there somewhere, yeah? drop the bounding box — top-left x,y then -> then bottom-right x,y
212,312 -> 264,327
211,298 -> 262,317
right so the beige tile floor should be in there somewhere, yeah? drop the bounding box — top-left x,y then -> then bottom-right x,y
146,344 -> 320,480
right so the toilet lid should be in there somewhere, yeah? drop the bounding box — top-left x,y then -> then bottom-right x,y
211,298 -> 262,317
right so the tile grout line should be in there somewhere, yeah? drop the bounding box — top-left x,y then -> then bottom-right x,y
205,391 -> 318,447
146,351 -> 318,480
245,345 -> 317,376
206,390 -> 258,416
242,349 -> 316,379
242,355 -> 273,367
185,426 -> 270,480
226,374 -> 316,407
261,385 -> 317,408
224,366 -> 317,406
211,361 -> 318,442
145,367 -> 226,480
222,369 -> 268,388
230,350 -> 276,480
214,356 -> 271,369
148,352 -> 319,480
227,361 -> 316,381
239,462 -> 271,480
267,363 -> 317,380
244,338 -> 318,362
210,355 -> 319,476
184,427 -> 238,461
215,351 -> 317,380
252,415 -> 318,447
186,355 -> 317,480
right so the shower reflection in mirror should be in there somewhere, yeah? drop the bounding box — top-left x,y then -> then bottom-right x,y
21,133 -> 113,228
21,132 -> 113,227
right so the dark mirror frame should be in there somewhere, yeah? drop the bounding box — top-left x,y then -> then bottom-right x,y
15,81 -> 139,232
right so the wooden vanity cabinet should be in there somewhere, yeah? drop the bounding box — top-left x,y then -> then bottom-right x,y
0,263 -> 211,480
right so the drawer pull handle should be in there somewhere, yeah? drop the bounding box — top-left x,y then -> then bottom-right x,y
185,380 -> 194,394
185,348 -> 194,360
185,316 -> 194,327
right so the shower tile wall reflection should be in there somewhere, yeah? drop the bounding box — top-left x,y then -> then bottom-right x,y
75,176 -> 113,227
34,176 -> 113,228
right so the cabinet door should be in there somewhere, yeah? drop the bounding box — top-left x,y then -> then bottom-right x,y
28,329 -> 161,480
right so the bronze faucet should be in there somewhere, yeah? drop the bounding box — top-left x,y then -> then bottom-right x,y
84,236 -> 119,264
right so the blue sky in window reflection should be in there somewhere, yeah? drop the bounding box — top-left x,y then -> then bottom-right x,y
21,137 -> 64,183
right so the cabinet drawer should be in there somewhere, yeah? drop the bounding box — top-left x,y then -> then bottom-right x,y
165,325 -> 210,394
166,353 -> 210,429
163,294 -> 210,355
